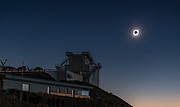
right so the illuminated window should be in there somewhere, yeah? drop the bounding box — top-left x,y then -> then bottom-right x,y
47,86 -> 51,94
22,84 -> 30,91
77,90 -> 89,96
57,88 -> 60,93
77,90 -> 82,95
72,89 -> 75,97
81,91 -> 89,96
64,89 -> 68,94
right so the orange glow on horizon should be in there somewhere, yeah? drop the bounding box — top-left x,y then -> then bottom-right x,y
133,95 -> 180,107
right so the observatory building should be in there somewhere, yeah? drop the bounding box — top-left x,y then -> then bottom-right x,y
0,52 -> 101,98
55,52 -> 102,87
0,52 -> 101,87
0,52 -> 133,107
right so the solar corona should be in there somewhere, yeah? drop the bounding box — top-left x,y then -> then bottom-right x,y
133,29 -> 139,37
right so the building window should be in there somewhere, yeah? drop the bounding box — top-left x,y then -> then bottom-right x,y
57,88 -> 60,93
77,90 -> 82,95
72,89 -> 75,97
64,89 -> 68,94
82,91 -> 89,96
47,86 -> 51,94
78,90 -> 89,96
22,84 -> 30,91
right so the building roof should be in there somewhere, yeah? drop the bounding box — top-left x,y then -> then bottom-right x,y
0,72 -> 55,81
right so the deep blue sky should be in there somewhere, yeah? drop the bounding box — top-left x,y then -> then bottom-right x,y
0,0 -> 180,107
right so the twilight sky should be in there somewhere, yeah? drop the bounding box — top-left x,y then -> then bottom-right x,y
0,0 -> 180,107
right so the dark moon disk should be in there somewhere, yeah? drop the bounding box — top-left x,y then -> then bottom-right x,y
133,29 -> 139,36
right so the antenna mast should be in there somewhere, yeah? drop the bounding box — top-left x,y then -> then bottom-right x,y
0,59 -> 8,65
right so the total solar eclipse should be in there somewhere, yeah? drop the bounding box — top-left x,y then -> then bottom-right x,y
133,29 -> 139,37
